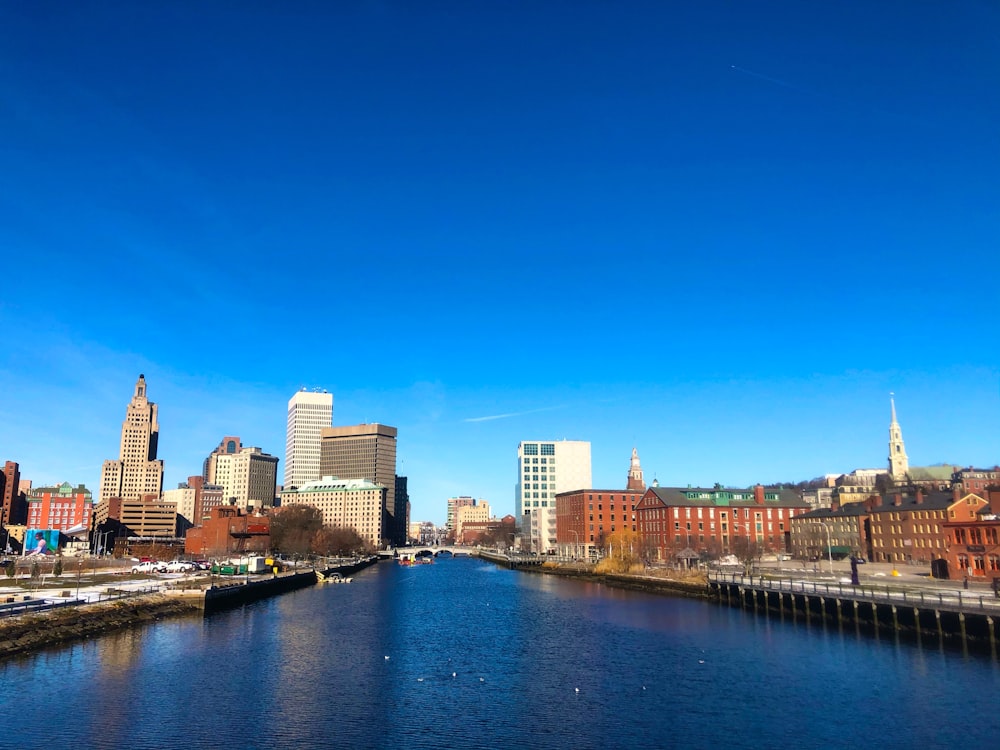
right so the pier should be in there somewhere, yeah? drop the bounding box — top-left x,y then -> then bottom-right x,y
710,572 -> 1000,654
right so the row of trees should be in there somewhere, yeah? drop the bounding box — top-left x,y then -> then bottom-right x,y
269,506 -> 374,557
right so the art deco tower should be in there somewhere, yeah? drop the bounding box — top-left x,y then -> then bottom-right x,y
887,394 -> 909,482
99,374 -> 164,501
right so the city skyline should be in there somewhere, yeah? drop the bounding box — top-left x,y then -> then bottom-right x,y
1,3 -> 998,523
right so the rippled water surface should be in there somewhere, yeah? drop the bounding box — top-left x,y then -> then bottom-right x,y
2,558 -> 999,749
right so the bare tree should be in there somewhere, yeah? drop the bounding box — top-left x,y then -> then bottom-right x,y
269,505 -> 323,556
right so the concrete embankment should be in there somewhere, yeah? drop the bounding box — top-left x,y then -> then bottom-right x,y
204,570 -> 317,613
0,594 -> 202,659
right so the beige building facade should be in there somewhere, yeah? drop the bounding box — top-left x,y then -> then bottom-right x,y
206,446 -> 279,510
455,501 -> 491,542
99,375 -> 164,503
320,423 -> 398,544
280,476 -> 385,549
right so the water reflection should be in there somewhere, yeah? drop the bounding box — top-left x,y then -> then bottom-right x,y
2,559 -> 1000,749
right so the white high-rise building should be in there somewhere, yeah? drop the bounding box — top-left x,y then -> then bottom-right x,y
284,389 -> 333,490
516,440 -> 591,553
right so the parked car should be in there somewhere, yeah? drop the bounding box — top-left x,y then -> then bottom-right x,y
162,560 -> 195,573
131,560 -> 163,574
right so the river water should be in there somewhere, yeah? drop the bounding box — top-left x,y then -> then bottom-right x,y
2,557 -> 998,749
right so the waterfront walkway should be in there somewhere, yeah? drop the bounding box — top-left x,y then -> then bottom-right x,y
710,571 -> 1000,616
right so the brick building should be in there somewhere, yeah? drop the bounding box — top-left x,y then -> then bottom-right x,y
952,467 -> 1000,497
458,515 -> 516,546
867,488 -> 957,565
556,488 -> 644,560
942,490 -> 1000,581
26,482 -> 94,533
790,501 -> 873,561
554,448 -> 647,560
635,484 -> 807,561
184,506 -> 271,558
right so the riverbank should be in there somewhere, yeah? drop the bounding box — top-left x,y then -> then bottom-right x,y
518,560 -> 713,599
0,593 -> 202,659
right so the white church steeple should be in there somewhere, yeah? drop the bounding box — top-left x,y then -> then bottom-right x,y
888,394 -> 909,481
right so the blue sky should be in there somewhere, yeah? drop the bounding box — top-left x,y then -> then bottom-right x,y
1,1 -> 997,524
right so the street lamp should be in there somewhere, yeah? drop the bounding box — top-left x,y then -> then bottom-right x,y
822,523 -> 834,574
570,530 -> 579,561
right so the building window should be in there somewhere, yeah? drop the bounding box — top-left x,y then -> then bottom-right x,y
541,444 -> 555,456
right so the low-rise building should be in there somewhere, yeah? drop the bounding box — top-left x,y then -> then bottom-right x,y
942,490 -> 1000,581
94,494 -> 177,539
458,515 -> 516,546
790,501 -> 873,561
556,488 -> 643,560
455,501 -> 491,542
867,488 -> 956,565
952,467 -> 1000,497
184,506 -> 271,558
635,484 -> 807,561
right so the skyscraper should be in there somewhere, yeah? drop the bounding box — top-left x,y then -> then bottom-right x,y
888,394 -> 909,482
99,375 -> 164,502
516,440 -> 591,553
319,423 -> 398,545
284,389 -> 333,490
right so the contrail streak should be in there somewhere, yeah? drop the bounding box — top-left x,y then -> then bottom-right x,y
731,65 -> 811,95
464,405 -> 566,423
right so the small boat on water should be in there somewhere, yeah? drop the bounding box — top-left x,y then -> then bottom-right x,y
398,555 -> 415,566
317,571 -> 353,583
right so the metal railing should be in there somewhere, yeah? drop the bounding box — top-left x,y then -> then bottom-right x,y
709,572 -> 1000,616
0,585 -> 163,619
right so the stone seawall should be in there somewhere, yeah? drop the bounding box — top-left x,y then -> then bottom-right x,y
0,594 -> 202,659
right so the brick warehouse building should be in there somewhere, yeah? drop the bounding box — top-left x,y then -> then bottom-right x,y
635,484 -> 807,562
184,506 -> 270,558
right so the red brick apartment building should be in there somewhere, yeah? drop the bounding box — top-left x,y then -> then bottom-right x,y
867,488 -> 962,565
556,488 -> 644,559
636,484 -> 807,562
942,489 -> 1000,581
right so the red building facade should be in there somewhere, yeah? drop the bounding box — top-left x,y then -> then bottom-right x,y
942,490 -> 1000,581
556,488 -> 644,560
636,485 -> 807,561
26,483 -> 94,532
184,506 -> 270,558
